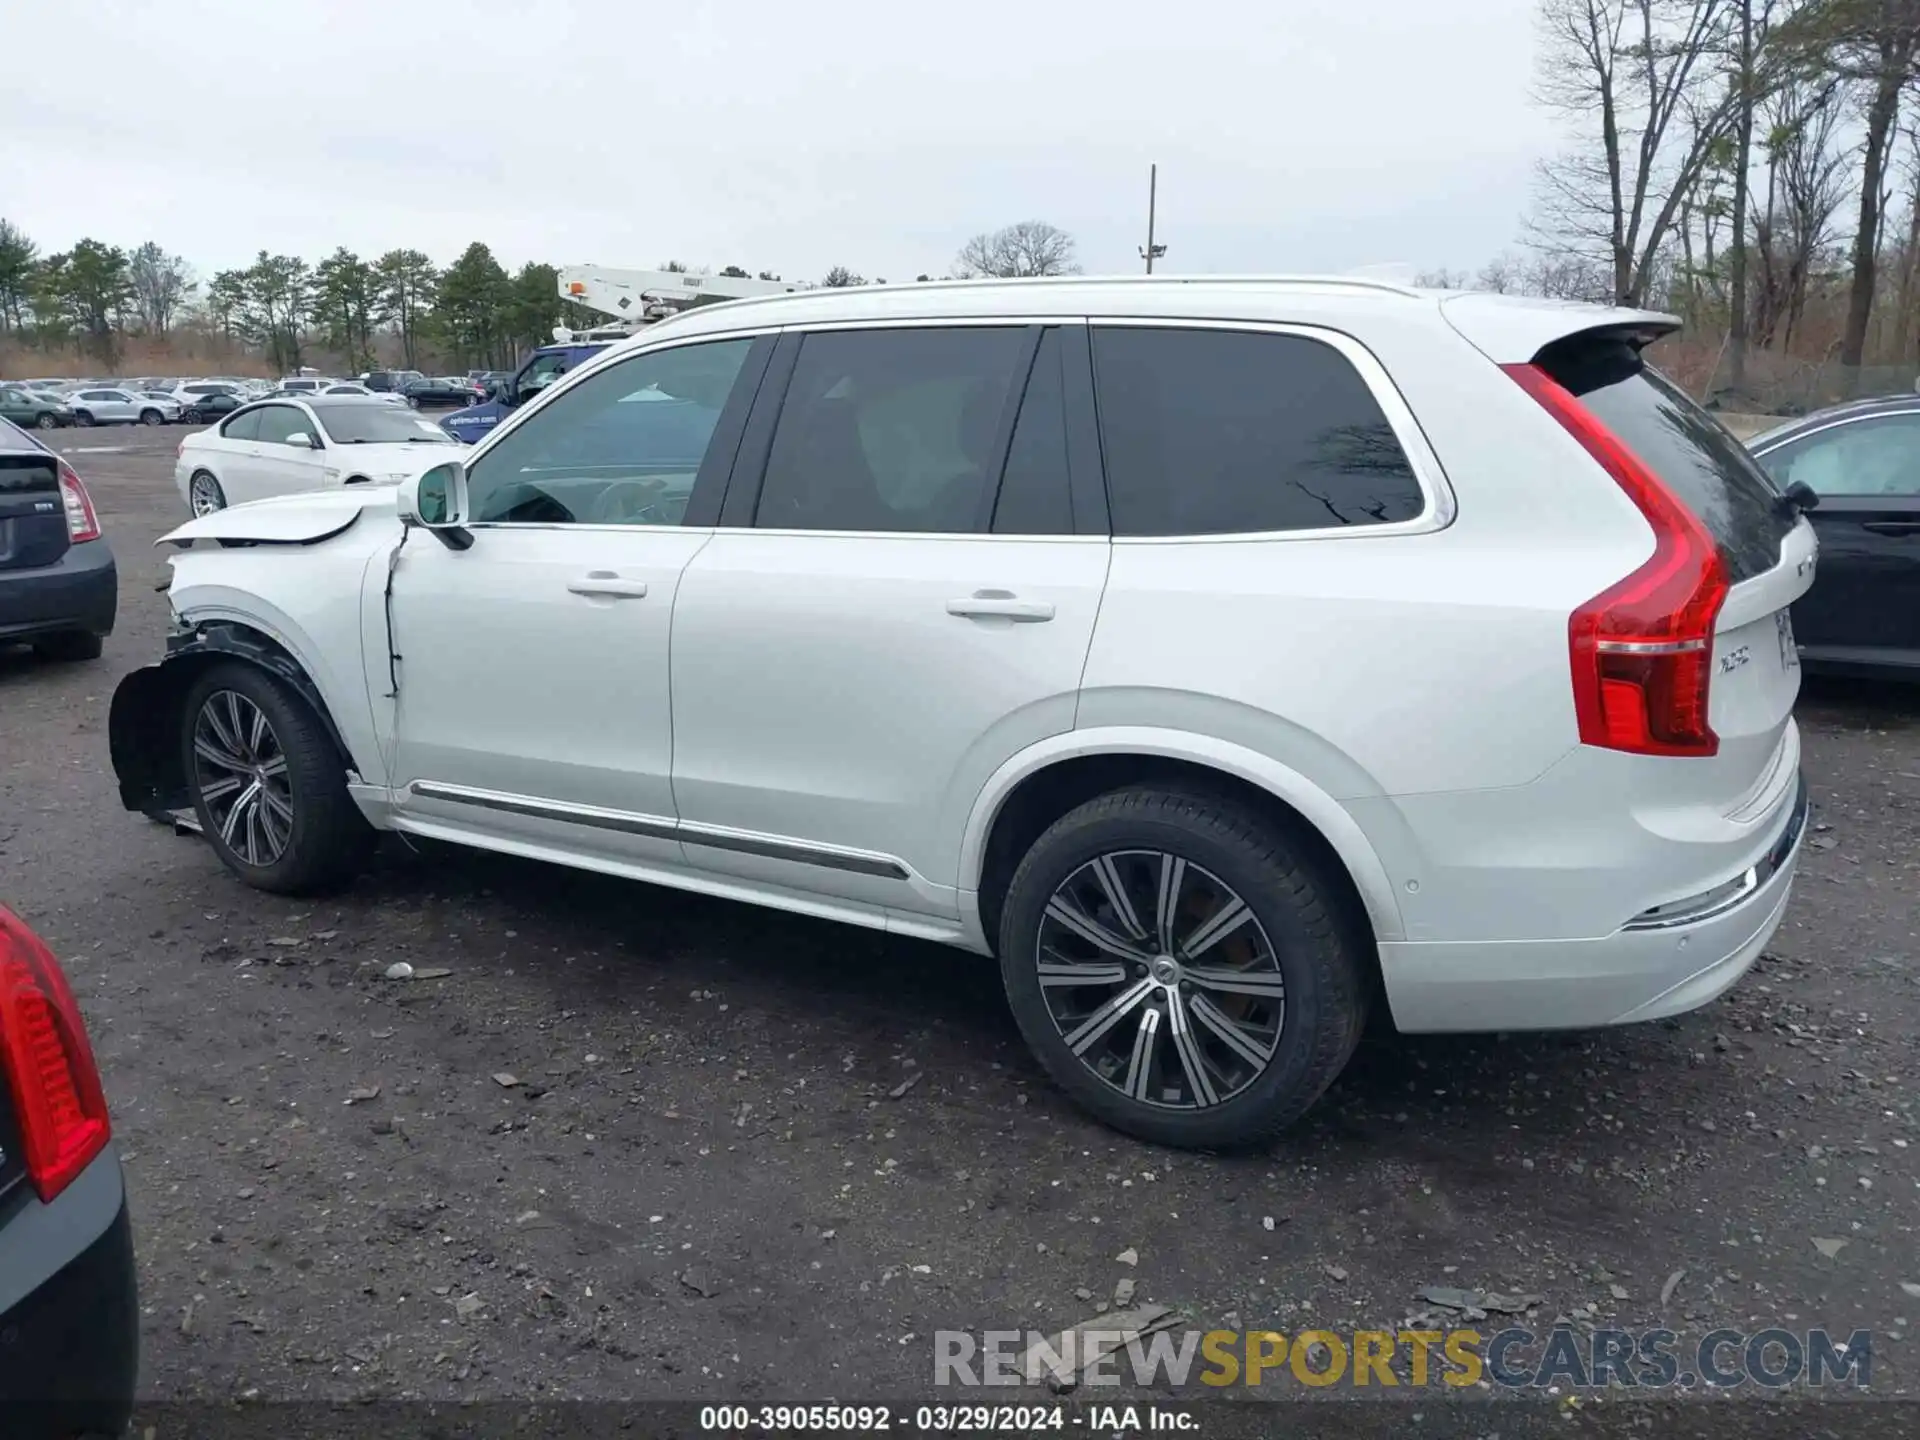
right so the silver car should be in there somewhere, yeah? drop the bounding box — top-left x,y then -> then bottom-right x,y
66,387 -> 182,427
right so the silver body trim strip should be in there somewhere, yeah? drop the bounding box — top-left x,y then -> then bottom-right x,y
405,781 -> 911,881
1623,773 -> 1810,932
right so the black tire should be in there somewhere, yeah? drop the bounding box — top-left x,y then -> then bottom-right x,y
73,410 -> 95,427
180,662 -> 371,895
139,409 -> 162,426
33,411 -> 56,430
32,630 -> 104,663
997,786 -> 1369,1150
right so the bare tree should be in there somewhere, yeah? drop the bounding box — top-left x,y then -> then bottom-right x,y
954,221 -> 1081,278
1783,0 -> 1920,381
127,240 -> 194,336
1530,0 -> 1739,305
1725,0 -> 1784,386
1750,74 -> 1847,348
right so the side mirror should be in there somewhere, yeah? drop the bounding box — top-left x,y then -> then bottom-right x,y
287,432 -> 314,449
397,460 -> 474,551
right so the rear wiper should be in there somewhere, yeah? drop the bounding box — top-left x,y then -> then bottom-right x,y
1775,480 -> 1820,518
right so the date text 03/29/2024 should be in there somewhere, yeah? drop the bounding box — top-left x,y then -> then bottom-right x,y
698,1407 -> 1184,1433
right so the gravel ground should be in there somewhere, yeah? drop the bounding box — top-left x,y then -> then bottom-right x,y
1,428 -> 1916,1433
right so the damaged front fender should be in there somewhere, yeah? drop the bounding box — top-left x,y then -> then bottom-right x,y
108,623 -> 361,818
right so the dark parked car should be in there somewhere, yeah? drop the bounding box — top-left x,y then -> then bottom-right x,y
1748,396 -> 1920,679
401,376 -> 480,409
182,390 -> 246,424
0,904 -> 136,1437
360,369 -> 426,395
0,418 -> 115,662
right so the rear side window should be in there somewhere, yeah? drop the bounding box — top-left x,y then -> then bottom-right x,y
992,327 -> 1074,535
220,409 -> 261,441
754,327 -> 1027,534
1090,327 -> 1425,536
1537,338 -> 1794,584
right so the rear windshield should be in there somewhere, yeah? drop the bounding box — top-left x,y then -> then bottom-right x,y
0,452 -> 58,492
314,405 -> 460,445
1537,337 -> 1794,584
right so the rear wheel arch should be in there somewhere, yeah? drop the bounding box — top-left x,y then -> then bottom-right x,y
965,740 -> 1401,965
108,622 -> 362,817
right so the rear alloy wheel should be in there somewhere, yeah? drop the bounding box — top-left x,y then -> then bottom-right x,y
188,472 -> 226,516
998,787 -> 1368,1149
140,409 -> 162,426
182,663 -> 371,894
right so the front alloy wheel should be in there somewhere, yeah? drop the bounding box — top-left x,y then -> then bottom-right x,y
1038,850 -> 1284,1110
191,690 -> 294,867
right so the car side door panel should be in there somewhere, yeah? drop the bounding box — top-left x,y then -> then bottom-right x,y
379,334 -> 772,871
668,323 -> 1110,918
1757,411 -> 1920,670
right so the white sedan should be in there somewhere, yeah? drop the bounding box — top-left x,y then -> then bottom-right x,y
173,395 -> 465,515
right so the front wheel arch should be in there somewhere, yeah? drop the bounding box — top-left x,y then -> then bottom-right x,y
108,624 -> 362,818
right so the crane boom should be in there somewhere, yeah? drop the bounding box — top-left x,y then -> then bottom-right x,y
554,266 -> 801,341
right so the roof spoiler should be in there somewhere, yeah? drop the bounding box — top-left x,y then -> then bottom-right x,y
1439,292 -> 1680,366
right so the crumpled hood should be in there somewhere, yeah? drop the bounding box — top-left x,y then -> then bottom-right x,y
157,486 -> 400,547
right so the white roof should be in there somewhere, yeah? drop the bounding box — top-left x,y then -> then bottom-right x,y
627,273 -> 1682,363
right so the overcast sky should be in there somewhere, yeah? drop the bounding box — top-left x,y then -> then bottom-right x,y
3,0 -> 1546,285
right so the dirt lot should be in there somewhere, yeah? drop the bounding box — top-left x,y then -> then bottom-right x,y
2,427 -> 1917,1431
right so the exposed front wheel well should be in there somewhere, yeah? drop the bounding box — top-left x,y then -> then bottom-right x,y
107,623 -> 360,817
975,754 -> 1381,989
344,475 -> 372,486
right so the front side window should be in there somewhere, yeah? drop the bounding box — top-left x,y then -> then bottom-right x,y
516,352 -> 575,398
1091,326 -> 1425,537
754,327 -> 1027,533
466,338 -> 753,527
1757,413 -> 1920,498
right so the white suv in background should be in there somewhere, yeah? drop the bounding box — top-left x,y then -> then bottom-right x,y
107,276 -> 1814,1149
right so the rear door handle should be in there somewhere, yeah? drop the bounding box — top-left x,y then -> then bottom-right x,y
568,571 -> 649,599
1861,520 -> 1920,536
946,591 -> 1055,622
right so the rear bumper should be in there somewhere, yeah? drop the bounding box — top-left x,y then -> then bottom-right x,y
0,538 -> 118,641
0,1149 -> 138,1437
1380,772 -> 1809,1032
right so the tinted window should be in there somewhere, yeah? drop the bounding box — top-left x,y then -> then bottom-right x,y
1757,413 -> 1920,498
993,327 -> 1074,535
220,409 -> 261,441
467,338 -> 752,527
1537,337 -> 1794,583
755,327 -> 1025,533
254,405 -> 315,446
1091,327 -> 1424,536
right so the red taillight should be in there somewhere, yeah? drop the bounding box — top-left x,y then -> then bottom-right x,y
56,460 -> 102,543
1503,362 -> 1728,758
0,907 -> 111,1202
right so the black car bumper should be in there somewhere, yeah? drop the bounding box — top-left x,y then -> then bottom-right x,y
0,1153 -> 138,1438
0,537 -> 118,643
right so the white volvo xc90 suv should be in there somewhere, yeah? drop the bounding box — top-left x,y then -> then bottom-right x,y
108,276 -> 1815,1148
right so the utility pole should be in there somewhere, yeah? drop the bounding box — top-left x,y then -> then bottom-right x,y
1139,163 -> 1167,273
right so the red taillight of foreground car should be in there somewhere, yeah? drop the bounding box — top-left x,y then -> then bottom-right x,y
0,907 -> 111,1202
1502,362 -> 1729,758
57,459 -> 102,543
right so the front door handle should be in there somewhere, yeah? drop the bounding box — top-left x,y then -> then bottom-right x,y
946,590 -> 1055,622
567,571 -> 649,599
1861,520 -> 1920,536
